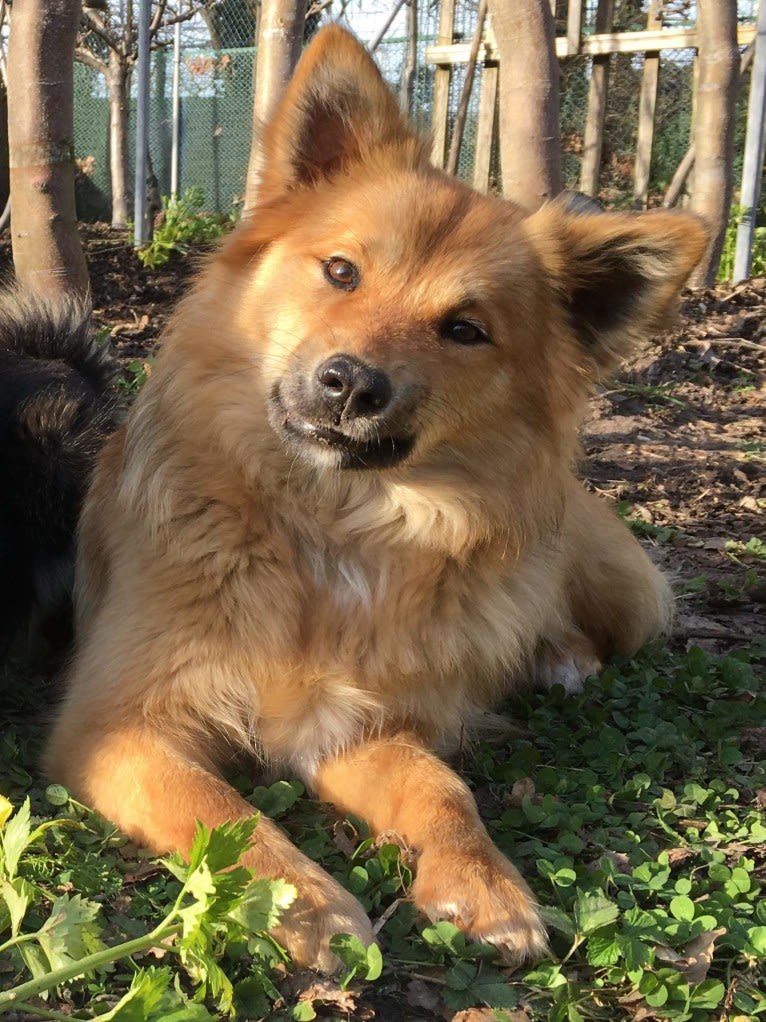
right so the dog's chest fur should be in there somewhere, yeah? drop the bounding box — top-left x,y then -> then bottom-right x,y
157,497 -> 562,774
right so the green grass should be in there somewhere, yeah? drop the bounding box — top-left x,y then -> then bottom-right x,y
607,382 -> 688,410
1,642 -> 765,1020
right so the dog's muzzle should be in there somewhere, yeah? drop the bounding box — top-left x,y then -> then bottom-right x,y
269,353 -> 417,470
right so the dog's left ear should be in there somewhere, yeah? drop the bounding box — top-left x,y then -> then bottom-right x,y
256,25 -> 421,204
524,202 -> 707,374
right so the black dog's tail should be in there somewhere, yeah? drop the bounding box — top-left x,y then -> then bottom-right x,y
0,288 -> 117,657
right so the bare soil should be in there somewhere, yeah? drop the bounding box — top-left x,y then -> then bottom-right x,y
1,224 -> 763,651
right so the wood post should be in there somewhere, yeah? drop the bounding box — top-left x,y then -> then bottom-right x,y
446,0 -> 487,177
567,0 -> 583,56
633,1 -> 662,208
431,0 -> 456,167
579,0 -> 614,196
400,0 -> 418,113
473,63 -> 498,192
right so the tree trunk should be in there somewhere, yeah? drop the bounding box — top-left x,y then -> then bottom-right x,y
0,84 -> 9,215
691,0 -> 739,286
107,51 -> 131,229
487,0 -> 562,210
243,0 -> 306,213
7,0 -> 88,296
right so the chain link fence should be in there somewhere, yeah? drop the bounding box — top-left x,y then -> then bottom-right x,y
72,1 -> 758,221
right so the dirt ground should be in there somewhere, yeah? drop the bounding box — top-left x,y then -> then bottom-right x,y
3,224 -> 764,651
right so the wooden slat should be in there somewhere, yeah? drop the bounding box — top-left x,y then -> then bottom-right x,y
425,22 -> 756,65
472,63 -> 498,192
579,0 -> 614,196
633,1 -> 663,207
430,0 -> 456,167
567,0 -> 584,55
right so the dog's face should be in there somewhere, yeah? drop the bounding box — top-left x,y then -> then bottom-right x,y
216,27 -> 706,475
247,172 -> 548,472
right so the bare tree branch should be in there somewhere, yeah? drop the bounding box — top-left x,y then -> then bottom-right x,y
79,7 -> 115,50
150,0 -> 169,36
446,0 -> 486,176
306,0 -> 335,16
74,44 -> 108,74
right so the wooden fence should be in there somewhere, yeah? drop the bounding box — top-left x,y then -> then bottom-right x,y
428,2 -> 756,204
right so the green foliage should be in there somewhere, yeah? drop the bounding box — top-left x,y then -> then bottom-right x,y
718,204 -> 766,281
137,188 -> 231,269
2,642 -> 765,1019
0,806 -> 295,1019
116,357 -> 154,396
726,535 -> 766,563
616,501 -> 678,543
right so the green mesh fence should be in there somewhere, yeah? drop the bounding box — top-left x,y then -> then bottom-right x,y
71,1 -> 756,221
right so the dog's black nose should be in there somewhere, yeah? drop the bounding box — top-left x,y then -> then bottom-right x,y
316,354 -> 392,419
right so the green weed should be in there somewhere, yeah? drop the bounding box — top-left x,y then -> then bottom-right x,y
736,440 -> 765,462
616,501 -> 678,543
609,382 -> 687,409
726,536 -> 766,564
116,357 -> 154,396
137,188 -> 232,269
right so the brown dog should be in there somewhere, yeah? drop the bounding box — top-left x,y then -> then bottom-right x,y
46,26 -> 706,970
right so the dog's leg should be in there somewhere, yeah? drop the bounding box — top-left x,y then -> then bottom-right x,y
46,716 -> 373,971
313,732 -> 547,964
533,482 -> 674,694
564,484 -> 674,659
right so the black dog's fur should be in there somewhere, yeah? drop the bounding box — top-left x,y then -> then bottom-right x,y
0,290 -> 115,656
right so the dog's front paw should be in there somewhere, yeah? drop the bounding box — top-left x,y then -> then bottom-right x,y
533,631 -> 602,694
412,843 -> 548,965
272,873 -> 376,973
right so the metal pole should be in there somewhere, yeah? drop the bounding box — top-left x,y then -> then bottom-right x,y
734,0 -> 766,282
171,20 -> 181,199
133,0 -> 152,248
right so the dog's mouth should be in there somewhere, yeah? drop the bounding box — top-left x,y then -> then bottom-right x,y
269,386 -> 415,470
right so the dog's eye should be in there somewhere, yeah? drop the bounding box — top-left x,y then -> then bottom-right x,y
441,318 -> 491,346
324,257 -> 359,291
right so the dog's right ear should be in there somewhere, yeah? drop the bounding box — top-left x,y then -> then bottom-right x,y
255,25 -> 422,204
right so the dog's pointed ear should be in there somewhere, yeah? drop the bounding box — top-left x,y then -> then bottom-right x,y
256,25 -> 421,204
524,202 -> 707,375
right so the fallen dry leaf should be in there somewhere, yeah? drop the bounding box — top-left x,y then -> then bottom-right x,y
664,846 -> 694,867
406,978 -> 444,1016
122,861 -> 165,885
654,927 -> 726,984
332,819 -> 358,858
601,849 -> 631,873
504,777 -> 536,807
280,972 -> 358,1013
451,1010 -> 531,1022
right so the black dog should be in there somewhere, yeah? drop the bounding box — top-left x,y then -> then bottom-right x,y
0,289 -> 115,657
